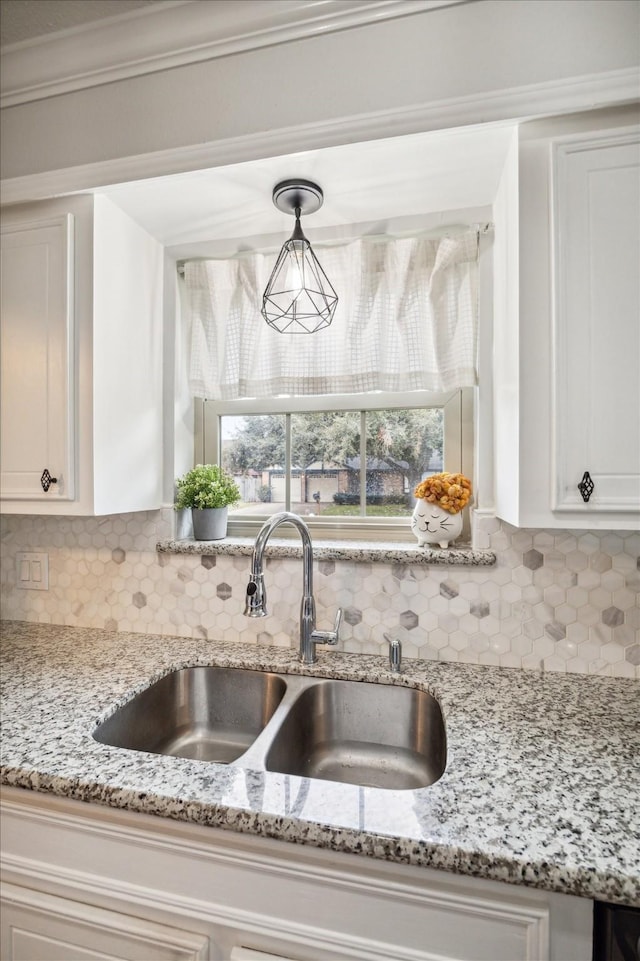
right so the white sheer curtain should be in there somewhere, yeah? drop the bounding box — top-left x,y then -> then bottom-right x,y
184,229 -> 479,400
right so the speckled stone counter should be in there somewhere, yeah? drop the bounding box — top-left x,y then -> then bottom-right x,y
1,621 -> 638,907
157,536 -> 497,566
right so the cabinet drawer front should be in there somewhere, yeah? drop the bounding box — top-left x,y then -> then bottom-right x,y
1,882 -> 208,961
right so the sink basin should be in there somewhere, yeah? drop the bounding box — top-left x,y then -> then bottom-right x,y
93,667 -> 287,763
94,667 -> 446,791
265,679 -> 446,790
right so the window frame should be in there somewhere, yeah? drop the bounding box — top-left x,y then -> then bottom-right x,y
195,388 -> 474,542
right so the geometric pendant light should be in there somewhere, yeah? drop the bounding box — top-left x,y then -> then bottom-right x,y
261,179 -> 338,333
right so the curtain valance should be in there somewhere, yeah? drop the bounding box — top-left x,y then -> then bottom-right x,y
184,229 -> 479,400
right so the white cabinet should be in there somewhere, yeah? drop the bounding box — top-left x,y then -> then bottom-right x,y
497,116 -> 640,529
0,195 -> 164,516
551,132 -> 640,518
1,883 -> 208,961
0,788 -> 593,961
0,214 -> 74,503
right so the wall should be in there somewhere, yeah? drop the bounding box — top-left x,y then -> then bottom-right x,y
1,3 -> 638,680
2,1 -> 638,187
1,511 -> 637,678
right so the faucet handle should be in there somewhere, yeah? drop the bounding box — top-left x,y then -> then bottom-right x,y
311,607 -> 342,648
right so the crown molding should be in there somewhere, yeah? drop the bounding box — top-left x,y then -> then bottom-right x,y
0,0 -> 463,108
1,66 -> 637,207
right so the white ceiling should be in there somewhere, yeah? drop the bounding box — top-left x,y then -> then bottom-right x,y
0,0 -> 176,46
1,1 -> 514,257
98,122 -> 515,259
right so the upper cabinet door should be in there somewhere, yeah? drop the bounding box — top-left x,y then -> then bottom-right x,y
0,215 -> 75,502
1,195 -> 163,516
552,131 -> 640,518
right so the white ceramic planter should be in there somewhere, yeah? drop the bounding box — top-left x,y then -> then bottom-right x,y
192,507 -> 228,540
411,500 -> 463,549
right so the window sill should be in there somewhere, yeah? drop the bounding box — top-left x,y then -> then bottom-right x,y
156,536 -> 496,566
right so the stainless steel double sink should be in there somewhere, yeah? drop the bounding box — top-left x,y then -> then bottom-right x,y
93,666 -> 446,791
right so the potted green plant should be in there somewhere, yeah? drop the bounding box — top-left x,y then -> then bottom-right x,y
174,464 -> 241,540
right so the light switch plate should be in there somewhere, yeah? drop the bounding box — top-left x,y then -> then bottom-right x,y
16,552 -> 49,590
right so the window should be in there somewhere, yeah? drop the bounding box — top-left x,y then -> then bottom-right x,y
197,389 -> 473,541
183,226 -> 483,541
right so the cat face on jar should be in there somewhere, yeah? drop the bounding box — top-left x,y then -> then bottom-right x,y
411,500 -> 461,547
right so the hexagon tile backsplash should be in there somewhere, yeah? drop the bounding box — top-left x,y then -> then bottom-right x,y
1,511 -> 638,678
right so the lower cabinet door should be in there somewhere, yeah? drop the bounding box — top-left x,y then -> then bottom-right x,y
0,883 -> 208,961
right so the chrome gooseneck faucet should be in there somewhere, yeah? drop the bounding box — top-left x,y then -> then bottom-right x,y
244,511 -> 342,666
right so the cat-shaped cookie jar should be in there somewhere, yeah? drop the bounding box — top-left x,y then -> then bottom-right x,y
411,472 -> 471,549
411,500 -> 463,549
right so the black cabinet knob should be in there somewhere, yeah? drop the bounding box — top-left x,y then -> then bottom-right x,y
41,469 -> 58,493
577,471 -> 594,503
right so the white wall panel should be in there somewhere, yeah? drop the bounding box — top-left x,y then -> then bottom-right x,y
1,0 -> 638,184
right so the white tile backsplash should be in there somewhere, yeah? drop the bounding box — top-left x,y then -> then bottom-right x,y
1,511 -> 638,677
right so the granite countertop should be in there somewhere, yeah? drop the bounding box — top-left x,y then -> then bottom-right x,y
1,620 -> 639,907
156,535 -> 497,566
